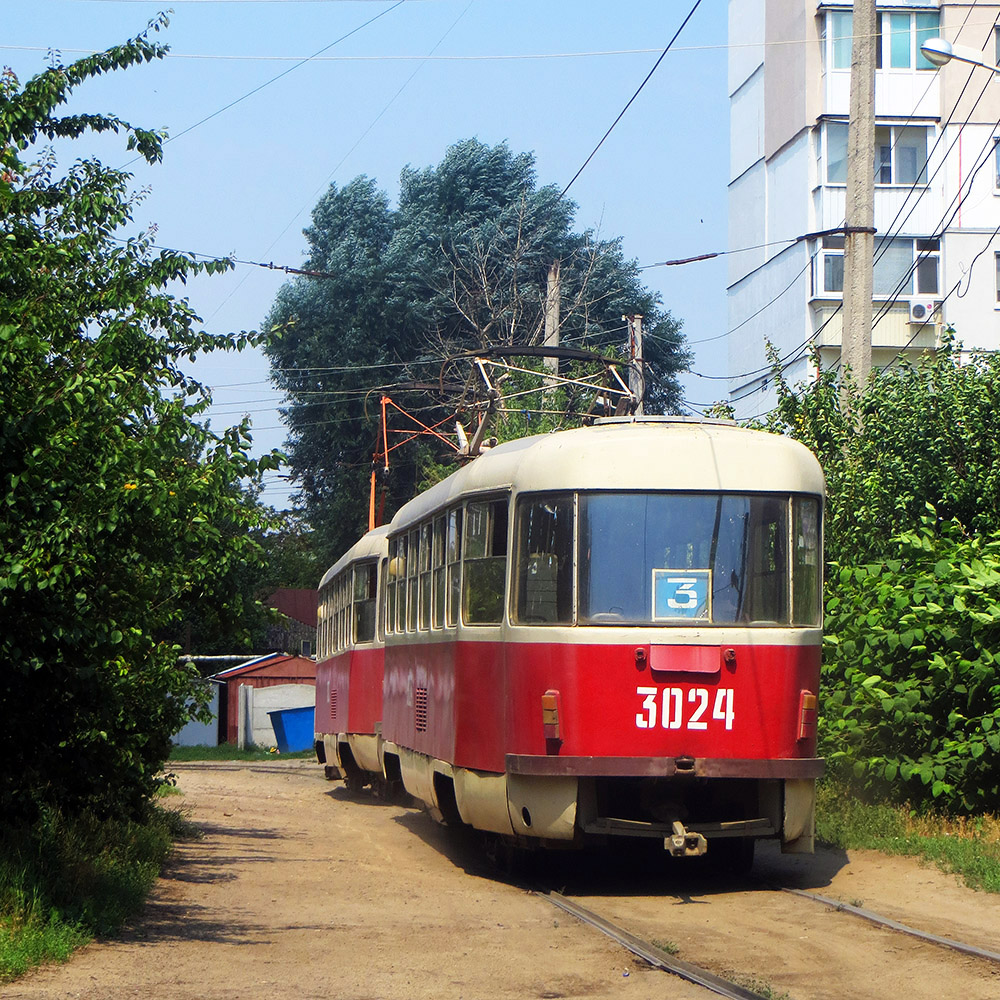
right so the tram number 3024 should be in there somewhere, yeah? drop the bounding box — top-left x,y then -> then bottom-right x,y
635,686 -> 735,731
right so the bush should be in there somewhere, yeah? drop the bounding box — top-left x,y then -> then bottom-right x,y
0,806 -> 181,980
821,509 -> 1000,812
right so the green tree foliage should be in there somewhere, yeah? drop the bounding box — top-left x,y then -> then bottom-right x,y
824,512 -> 1000,811
0,23 -> 279,821
265,140 -> 689,566
763,337 -> 1000,565
762,341 -> 1000,811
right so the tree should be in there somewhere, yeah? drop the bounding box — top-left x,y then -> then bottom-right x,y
0,22 -> 280,821
265,140 -> 689,565
761,337 -> 1000,565
758,339 -> 1000,811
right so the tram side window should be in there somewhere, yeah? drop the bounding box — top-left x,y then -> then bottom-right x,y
396,534 -> 409,633
317,585 -> 329,658
514,495 -> 574,624
327,581 -> 335,652
744,498 -> 788,624
407,528 -> 419,632
792,497 -> 822,626
353,561 -> 378,643
445,508 -> 462,627
386,538 -> 398,635
338,572 -> 349,651
432,516 -> 446,628
418,521 -> 433,630
463,498 -> 508,625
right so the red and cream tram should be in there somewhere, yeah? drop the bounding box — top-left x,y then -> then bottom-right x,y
315,417 -> 824,866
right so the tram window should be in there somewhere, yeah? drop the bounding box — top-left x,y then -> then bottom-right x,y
407,529 -> 419,632
432,516 -> 446,628
317,586 -> 328,658
579,493 -> 794,626
337,575 -> 343,645
463,498 -> 508,625
792,497 -> 822,626
514,495 -> 574,624
386,538 -> 398,635
339,572 -> 349,650
396,534 -> 408,633
445,508 -> 462,627
418,522 -> 433,630
745,498 -> 788,623
353,561 -> 377,643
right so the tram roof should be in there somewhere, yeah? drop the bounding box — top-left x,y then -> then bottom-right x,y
318,523 -> 390,590
389,417 -> 825,531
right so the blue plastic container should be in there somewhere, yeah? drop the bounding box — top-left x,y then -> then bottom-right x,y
267,705 -> 315,753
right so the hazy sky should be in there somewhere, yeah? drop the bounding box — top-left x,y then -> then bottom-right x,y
6,0 -> 731,509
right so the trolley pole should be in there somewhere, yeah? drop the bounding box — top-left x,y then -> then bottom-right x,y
841,0 -> 877,404
625,314 -> 644,415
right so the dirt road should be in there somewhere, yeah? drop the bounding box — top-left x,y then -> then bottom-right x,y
7,761 -> 1000,1000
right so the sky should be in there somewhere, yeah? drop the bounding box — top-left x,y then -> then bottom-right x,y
5,0 -> 731,510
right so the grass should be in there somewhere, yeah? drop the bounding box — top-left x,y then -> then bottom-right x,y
649,937 -> 679,955
816,779 -> 1000,893
722,970 -> 791,1000
168,743 -> 315,762
0,806 -> 187,982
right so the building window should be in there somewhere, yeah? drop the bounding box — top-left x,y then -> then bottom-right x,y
818,236 -> 938,298
821,235 -> 845,293
914,238 -> 940,296
825,121 -> 930,186
831,10 -> 939,72
831,10 -> 853,70
994,137 -> 1000,191
995,252 -> 1000,303
827,121 -> 848,183
875,125 -> 928,185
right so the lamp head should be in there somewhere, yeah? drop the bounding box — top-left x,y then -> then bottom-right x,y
920,37 -> 955,68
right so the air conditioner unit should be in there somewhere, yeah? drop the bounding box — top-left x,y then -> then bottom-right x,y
909,299 -> 937,324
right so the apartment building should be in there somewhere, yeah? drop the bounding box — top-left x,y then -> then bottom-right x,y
727,1 -> 1000,417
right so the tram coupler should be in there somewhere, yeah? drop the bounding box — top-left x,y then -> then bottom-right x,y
666,820 -> 707,857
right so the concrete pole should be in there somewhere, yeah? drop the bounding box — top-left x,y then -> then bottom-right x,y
841,0 -> 877,400
625,314 -> 645,415
543,260 -> 561,376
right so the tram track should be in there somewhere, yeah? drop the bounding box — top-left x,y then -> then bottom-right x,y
540,890 -> 773,1000
532,862 -> 1000,1000
776,886 -> 1000,966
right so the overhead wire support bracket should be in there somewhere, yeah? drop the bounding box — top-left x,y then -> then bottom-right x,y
368,394 -> 462,530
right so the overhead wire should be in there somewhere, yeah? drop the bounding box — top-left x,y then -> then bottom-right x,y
120,0 -> 409,168
205,0 -> 474,323
558,0 -> 704,199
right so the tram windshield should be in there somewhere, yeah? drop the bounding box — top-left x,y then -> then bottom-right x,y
515,492 -> 821,627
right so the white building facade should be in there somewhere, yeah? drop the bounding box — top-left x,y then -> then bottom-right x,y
728,0 -> 1000,418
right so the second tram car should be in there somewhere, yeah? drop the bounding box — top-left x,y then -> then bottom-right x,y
315,417 -> 824,866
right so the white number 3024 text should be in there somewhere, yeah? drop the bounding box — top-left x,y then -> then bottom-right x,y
635,686 -> 734,731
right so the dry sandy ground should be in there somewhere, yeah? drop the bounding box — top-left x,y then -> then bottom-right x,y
7,761 -> 1000,1000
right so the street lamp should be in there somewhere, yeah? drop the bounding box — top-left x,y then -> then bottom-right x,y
920,37 -> 1000,75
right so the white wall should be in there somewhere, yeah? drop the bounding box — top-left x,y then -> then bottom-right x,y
238,683 -> 316,749
173,685 -> 220,747
728,240 -> 814,419
942,230 -> 1000,350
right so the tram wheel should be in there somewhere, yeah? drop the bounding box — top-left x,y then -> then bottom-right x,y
343,772 -> 367,795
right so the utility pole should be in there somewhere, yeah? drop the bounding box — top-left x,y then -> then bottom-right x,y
625,314 -> 644,415
841,0 -> 877,401
543,260 -> 561,376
